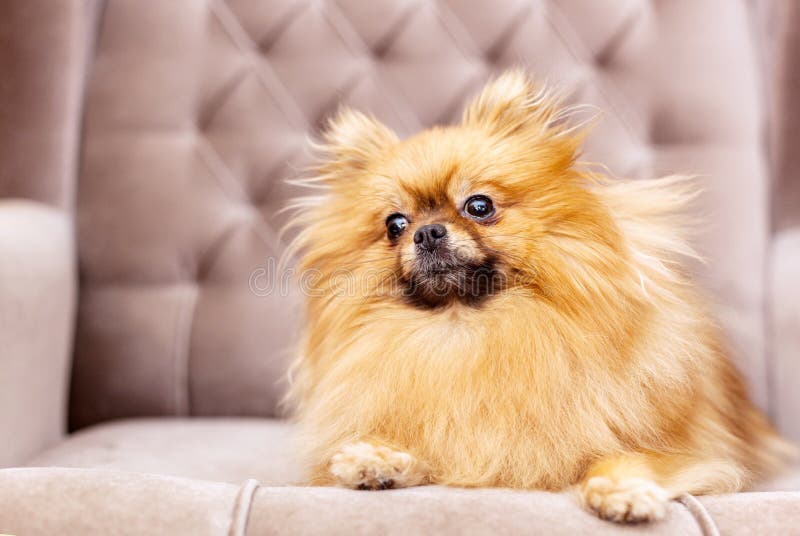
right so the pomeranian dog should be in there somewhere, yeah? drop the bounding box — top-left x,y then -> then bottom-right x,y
285,70 -> 792,523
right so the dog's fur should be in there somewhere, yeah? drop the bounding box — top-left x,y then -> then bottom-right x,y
285,71 -> 793,523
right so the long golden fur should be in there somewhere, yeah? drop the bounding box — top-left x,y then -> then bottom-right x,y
285,70 -> 792,523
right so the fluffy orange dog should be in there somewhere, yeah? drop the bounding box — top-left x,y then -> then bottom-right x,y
286,70 -> 791,523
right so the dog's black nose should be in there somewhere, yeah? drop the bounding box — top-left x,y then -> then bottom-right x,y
414,223 -> 447,250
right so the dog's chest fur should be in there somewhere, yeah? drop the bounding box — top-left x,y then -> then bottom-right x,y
302,293 -> 673,488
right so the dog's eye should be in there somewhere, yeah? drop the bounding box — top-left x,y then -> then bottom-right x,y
385,213 -> 409,240
464,195 -> 494,220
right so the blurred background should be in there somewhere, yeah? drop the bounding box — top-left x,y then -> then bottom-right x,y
1,0 -> 799,476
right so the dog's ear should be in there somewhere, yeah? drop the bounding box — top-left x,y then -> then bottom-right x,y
320,108 -> 398,172
462,70 -> 562,137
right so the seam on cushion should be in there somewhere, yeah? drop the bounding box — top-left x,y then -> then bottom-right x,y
71,0 -> 109,209
677,494 -> 721,536
172,284 -> 199,415
228,478 -> 261,536
542,1 -> 645,151
423,2 -> 492,127
319,1 -> 422,134
210,0 -> 307,131
196,136 -> 250,204
195,135 -> 288,259
439,0 -> 646,164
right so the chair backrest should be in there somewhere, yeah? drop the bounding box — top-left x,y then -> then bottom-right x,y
68,0 -> 774,431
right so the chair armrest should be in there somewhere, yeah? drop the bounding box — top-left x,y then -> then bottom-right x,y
0,200 -> 75,467
0,0 -> 100,206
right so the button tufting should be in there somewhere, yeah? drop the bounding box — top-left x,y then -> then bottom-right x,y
71,0 -> 774,427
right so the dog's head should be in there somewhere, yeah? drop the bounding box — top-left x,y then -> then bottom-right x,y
291,70 -> 611,309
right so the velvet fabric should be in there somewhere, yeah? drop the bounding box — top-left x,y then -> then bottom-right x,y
0,0 -> 97,207
0,202 -> 75,467
27,418 -> 303,486
68,0 -> 772,428
2,466 -> 800,536
1,0 -> 800,534
13,418 -> 800,534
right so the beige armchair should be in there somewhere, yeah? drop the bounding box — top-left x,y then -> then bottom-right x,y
1,1 -> 799,534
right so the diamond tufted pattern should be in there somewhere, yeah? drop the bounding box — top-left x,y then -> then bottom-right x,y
68,0 -> 770,429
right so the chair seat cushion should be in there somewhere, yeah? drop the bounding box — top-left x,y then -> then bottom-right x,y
26,417 -> 302,485
15,417 -> 800,535
28,417 -> 800,490
3,467 -> 800,536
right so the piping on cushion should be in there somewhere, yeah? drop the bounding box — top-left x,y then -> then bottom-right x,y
228,478 -> 261,536
677,493 -> 721,536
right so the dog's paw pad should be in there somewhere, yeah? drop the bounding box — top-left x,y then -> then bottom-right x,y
330,442 -> 424,490
581,476 -> 670,523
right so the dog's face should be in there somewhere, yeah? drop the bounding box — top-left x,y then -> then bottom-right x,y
294,71 -> 606,309
368,128 -> 555,308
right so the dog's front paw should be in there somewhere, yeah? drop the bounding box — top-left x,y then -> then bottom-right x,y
581,476 -> 671,523
329,441 -> 428,490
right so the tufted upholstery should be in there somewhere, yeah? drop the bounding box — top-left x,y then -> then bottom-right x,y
3,1 -> 800,534
67,0 -> 773,429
